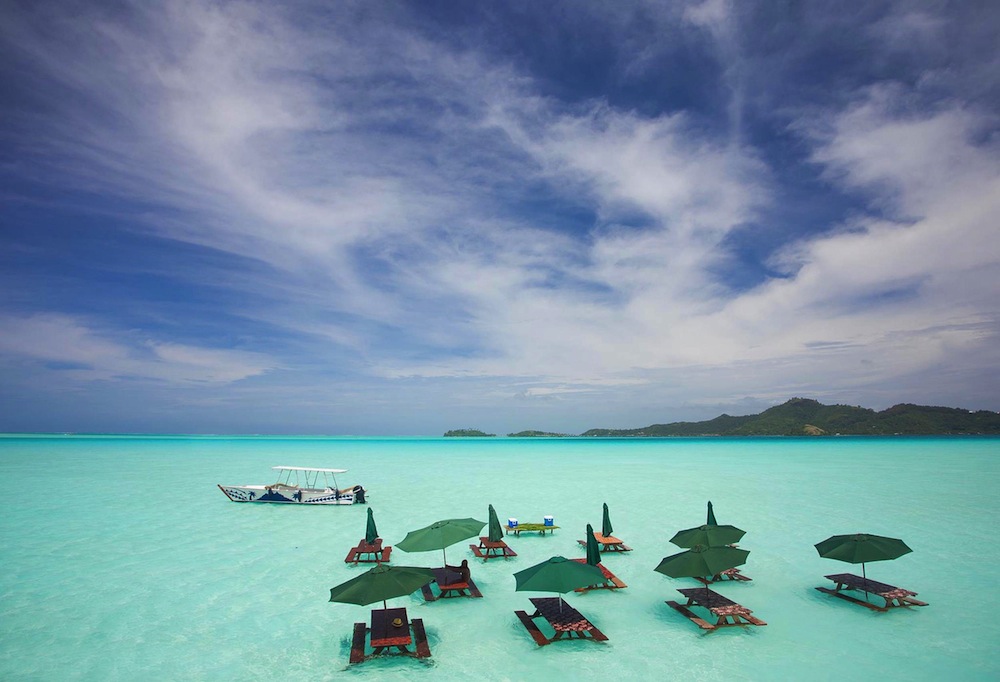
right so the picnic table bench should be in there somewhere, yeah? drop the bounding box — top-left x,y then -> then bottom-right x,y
344,538 -> 392,564
349,607 -> 430,664
816,573 -> 928,611
571,558 -> 627,592
694,567 -> 752,585
469,536 -> 517,560
576,533 -> 632,552
514,597 -> 609,646
667,587 -> 766,631
506,523 -> 559,536
420,567 -> 484,601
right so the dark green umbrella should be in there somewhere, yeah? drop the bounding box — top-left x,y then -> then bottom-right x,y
601,502 -> 614,537
706,501 -> 718,526
654,545 -> 750,580
670,523 -> 745,548
515,555 -> 605,611
584,524 -> 601,567
329,563 -> 434,610
365,507 -> 379,545
515,555 -> 605,594
397,517 -> 486,565
487,504 -> 503,543
815,533 -> 912,583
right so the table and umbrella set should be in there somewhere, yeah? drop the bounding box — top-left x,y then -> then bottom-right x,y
330,500 -> 927,662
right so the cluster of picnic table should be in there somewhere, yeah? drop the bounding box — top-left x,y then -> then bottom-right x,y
331,501 -> 927,665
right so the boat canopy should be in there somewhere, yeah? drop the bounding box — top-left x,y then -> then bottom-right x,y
272,466 -> 347,473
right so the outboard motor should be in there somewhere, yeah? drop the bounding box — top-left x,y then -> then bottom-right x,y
353,485 -> 366,504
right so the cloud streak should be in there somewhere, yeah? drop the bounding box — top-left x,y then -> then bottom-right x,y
0,0 -> 997,433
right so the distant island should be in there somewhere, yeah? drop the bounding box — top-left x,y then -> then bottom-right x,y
581,398 -> 1000,436
448,398 -> 1000,438
443,428 -> 496,437
507,430 -> 571,437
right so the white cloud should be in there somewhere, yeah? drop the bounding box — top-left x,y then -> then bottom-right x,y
1,1 -> 998,431
0,314 -> 275,384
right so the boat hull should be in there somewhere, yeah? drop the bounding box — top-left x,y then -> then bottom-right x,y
218,484 -> 364,505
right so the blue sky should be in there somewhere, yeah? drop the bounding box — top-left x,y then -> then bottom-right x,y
1,1 -> 998,435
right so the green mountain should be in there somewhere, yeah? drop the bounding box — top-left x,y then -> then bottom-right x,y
443,428 -> 496,437
507,430 -> 571,437
581,398 -> 1000,436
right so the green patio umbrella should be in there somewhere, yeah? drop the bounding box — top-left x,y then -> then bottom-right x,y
670,523 -> 745,548
487,504 -> 504,543
601,503 -> 614,538
515,555 -> 605,611
365,507 -> 379,545
397,517 -> 486,565
814,533 -> 912,584
329,563 -> 435,610
584,524 -> 601,567
706,501 -> 718,526
654,545 -> 750,581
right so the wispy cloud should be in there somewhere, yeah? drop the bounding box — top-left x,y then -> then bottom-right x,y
0,0 -> 997,433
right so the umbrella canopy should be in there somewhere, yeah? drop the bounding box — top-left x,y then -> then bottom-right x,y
515,556 -> 605,594
365,507 -> 379,544
584,524 -> 601,567
706,500 -> 718,526
329,564 -> 434,609
654,545 -> 750,580
487,504 -> 503,543
815,533 -> 912,583
601,502 -> 614,537
670,523 -> 745,548
397,517 -> 486,564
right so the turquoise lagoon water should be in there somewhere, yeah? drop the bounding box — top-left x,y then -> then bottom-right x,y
1,435 -> 998,681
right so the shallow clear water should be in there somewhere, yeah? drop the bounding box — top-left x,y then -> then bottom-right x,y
1,435 -> 997,681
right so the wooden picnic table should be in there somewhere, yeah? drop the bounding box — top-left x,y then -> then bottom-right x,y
344,538 -> 392,564
694,567 -> 752,585
817,573 -> 928,611
514,597 -> 609,645
420,567 -> 484,601
349,607 -> 431,663
571,558 -> 627,592
506,523 -> 559,536
470,536 -> 517,560
576,533 -> 632,552
667,587 -> 766,630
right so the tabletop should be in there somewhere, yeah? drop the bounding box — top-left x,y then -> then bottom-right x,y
370,607 -> 412,647
432,567 -> 466,586
825,573 -> 915,596
479,537 -> 507,549
529,597 -> 593,631
677,587 -> 744,612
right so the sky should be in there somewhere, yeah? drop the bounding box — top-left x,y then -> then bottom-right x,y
1,0 -> 999,435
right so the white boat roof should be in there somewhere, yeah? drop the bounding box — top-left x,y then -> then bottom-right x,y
272,466 -> 347,473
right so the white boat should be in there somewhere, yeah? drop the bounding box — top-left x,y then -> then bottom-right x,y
218,466 -> 367,505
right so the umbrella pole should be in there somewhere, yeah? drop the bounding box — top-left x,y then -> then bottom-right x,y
862,562 -> 869,601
